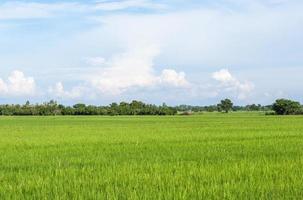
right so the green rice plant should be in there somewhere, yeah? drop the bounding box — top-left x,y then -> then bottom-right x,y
0,113 -> 302,199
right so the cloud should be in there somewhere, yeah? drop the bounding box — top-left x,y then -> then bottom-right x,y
48,82 -> 85,99
89,46 -> 158,95
94,0 -> 166,11
82,1 -> 302,103
159,69 -> 189,87
212,69 -> 254,99
88,2 -> 300,72
84,57 -> 106,66
0,70 -> 36,97
212,69 -> 234,82
0,0 -> 165,20
0,2 -> 86,20
89,46 -> 190,95
1,0 -> 303,104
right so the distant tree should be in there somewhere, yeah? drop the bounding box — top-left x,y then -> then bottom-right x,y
73,103 -> 86,115
217,99 -> 233,113
119,102 -> 130,115
205,105 -> 217,112
272,99 -> 302,115
108,102 -> 119,115
245,104 -> 261,111
61,106 -> 74,115
0,100 -> 180,116
25,100 -> 30,107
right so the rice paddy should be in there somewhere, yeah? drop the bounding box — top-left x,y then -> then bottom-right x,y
0,113 -> 302,199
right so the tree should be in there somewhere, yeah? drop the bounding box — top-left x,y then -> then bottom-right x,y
246,104 -> 261,111
73,103 -> 86,115
272,99 -> 302,115
217,99 -> 233,113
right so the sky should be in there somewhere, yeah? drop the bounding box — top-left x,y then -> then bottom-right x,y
0,0 -> 302,105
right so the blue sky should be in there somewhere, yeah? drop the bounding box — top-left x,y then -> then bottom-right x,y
0,0 -> 302,105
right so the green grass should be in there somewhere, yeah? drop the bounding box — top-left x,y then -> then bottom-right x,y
0,113 -> 302,199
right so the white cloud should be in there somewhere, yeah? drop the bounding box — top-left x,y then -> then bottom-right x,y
159,69 -> 189,87
1,0 -> 303,104
0,0 -> 165,20
0,79 -> 8,93
48,82 -> 85,99
0,2 -> 86,20
212,69 -> 234,82
89,46 -> 190,95
84,57 -> 106,66
89,46 -> 158,95
94,0 -> 166,11
0,70 -> 36,96
87,3 -> 300,72
212,69 -> 254,99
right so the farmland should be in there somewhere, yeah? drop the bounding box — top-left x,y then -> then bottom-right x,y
0,113 -> 302,199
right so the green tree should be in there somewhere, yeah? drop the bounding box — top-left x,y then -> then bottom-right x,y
217,99 -> 233,113
272,99 -> 302,115
73,103 -> 86,115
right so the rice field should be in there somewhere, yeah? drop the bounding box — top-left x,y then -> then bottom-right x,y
0,113 -> 302,199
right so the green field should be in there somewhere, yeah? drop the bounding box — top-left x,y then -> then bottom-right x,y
0,113 -> 302,199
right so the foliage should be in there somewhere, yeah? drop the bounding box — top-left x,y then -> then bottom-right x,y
272,99 -> 302,115
0,98 -> 302,116
174,105 -> 218,112
0,100 -> 177,116
217,99 -> 233,113
175,104 -> 272,113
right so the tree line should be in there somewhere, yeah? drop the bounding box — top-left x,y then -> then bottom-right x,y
176,103 -> 272,113
214,98 -> 303,115
0,100 -> 177,116
0,98 -> 302,116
